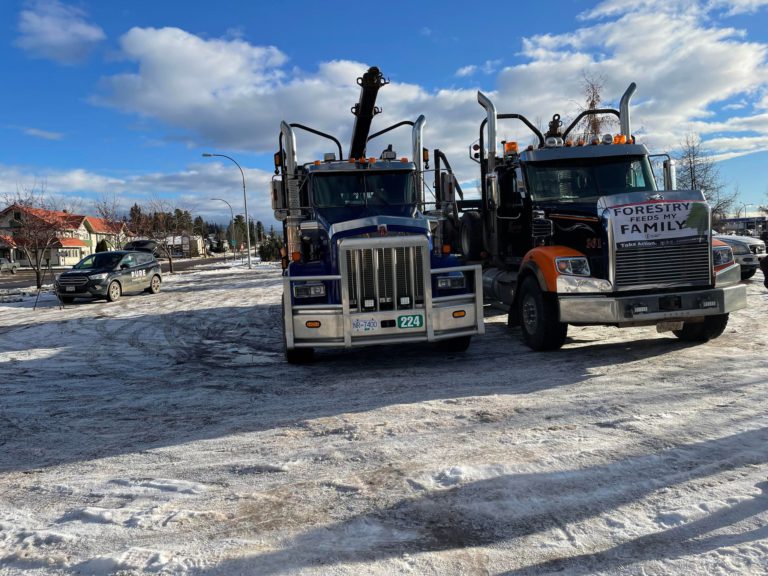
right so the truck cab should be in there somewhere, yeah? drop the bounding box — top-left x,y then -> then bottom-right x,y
272,68 -> 484,363
456,84 -> 746,350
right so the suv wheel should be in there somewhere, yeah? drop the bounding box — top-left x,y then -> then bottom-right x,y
147,275 -> 161,294
106,281 -> 122,302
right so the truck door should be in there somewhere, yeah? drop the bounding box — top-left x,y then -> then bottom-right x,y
497,166 -> 529,258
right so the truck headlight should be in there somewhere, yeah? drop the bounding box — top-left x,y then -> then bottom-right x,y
712,245 -> 734,267
293,282 -> 326,299
89,273 -> 109,281
436,274 -> 466,290
555,256 -> 590,276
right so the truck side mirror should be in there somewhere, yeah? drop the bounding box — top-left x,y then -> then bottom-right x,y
271,180 -> 286,210
440,173 -> 457,203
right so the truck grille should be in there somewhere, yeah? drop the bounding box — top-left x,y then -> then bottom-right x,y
343,244 -> 425,311
614,242 -> 711,288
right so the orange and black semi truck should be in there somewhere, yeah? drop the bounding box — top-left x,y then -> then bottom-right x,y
449,83 -> 746,351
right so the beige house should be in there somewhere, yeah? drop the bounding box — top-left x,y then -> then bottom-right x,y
84,216 -> 128,252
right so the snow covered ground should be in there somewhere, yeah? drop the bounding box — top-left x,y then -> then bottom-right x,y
1,262 -> 767,575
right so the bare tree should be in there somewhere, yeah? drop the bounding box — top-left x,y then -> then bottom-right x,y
93,192 -> 128,248
1,183 -> 82,288
132,199 -> 193,274
572,73 -> 618,142
675,133 -> 736,224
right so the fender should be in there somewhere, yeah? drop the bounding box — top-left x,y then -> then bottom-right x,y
520,245 -> 587,292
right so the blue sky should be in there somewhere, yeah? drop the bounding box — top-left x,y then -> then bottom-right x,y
1,0 -> 767,226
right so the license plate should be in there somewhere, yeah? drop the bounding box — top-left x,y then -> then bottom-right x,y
397,314 -> 424,329
656,321 -> 684,333
65,286 -> 75,292
351,318 -> 379,333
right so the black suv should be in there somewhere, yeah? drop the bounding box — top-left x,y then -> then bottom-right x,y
55,250 -> 162,303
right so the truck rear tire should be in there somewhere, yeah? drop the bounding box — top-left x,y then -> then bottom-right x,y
460,212 -> 483,260
673,313 -> 729,342
518,276 -> 567,351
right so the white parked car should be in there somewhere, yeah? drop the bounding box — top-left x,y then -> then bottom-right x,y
0,257 -> 19,274
714,234 -> 766,280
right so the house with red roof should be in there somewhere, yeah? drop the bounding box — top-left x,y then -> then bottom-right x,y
0,205 -> 123,267
84,216 -> 128,252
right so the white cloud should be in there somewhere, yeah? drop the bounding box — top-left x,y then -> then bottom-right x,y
0,163 -> 277,226
85,2 -> 768,195
456,65 -> 477,77
23,127 -> 64,140
710,0 -> 768,15
15,0 -> 105,65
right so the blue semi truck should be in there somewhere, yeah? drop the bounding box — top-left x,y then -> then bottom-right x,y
271,67 -> 484,363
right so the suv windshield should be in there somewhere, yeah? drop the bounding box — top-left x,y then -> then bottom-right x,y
525,156 -> 655,203
312,171 -> 416,207
74,253 -> 123,270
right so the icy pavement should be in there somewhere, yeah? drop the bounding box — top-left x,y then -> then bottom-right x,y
1,263 -> 767,575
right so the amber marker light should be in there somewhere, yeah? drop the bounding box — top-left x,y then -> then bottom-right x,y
452,310 -> 466,318
291,251 -> 301,262
305,321 -> 321,329
504,141 -> 519,154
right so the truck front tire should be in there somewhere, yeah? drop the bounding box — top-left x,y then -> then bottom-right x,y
286,347 -> 315,364
673,313 -> 729,342
437,335 -> 472,353
518,276 -> 567,351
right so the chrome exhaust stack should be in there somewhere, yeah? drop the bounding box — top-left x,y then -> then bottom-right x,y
477,91 -> 498,173
280,121 -> 302,257
619,82 -> 637,139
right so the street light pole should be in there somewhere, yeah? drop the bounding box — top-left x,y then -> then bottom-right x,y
203,153 -> 252,269
741,203 -> 754,235
210,197 -> 235,262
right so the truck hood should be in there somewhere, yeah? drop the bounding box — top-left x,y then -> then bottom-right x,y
327,215 -> 430,242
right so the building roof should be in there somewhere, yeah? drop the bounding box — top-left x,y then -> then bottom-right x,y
1,204 -> 85,230
55,237 -> 88,248
0,234 -> 16,247
84,216 -> 124,234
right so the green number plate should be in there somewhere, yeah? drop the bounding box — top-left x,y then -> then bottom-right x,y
397,314 -> 423,329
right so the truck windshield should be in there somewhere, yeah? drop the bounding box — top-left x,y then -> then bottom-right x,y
312,171 -> 416,207
525,156 -> 656,203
